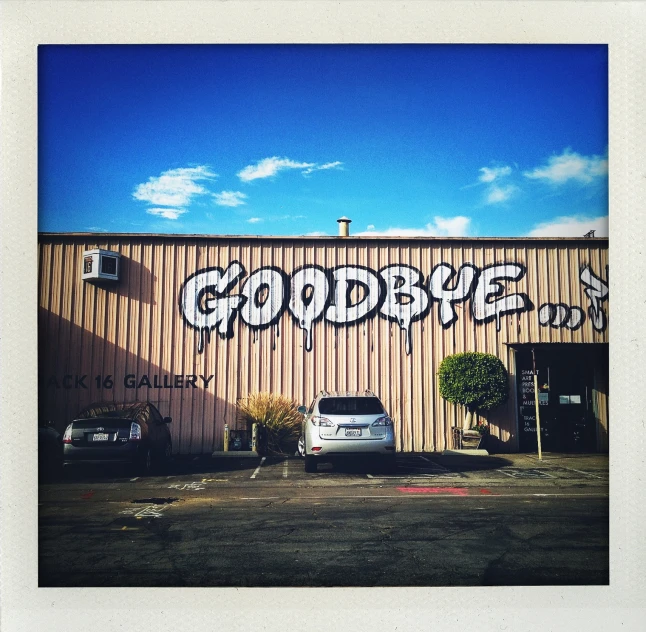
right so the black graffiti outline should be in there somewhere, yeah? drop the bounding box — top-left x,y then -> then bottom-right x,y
177,258 -> 610,355
579,264 -> 609,333
427,262 -> 480,329
470,262 -> 534,326
177,261 -> 248,342
287,264 -> 334,351
239,265 -> 291,331
377,263 -> 432,325
377,263 -> 432,355
538,302 -> 586,331
324,263 -> 388,328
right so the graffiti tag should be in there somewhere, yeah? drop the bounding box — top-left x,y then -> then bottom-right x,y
179,260 -> 607,355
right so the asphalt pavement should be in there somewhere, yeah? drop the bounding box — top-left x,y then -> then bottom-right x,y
38,451 -> 609,587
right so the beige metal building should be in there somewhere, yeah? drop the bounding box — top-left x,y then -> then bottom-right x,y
38,232 -> 609,454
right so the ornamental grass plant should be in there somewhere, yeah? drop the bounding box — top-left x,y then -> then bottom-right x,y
236,392 -> 302,455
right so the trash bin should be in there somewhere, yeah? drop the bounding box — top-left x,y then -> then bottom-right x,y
228,429 -> 250,451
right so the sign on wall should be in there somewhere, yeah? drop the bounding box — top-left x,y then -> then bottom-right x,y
178,261 -> 609,355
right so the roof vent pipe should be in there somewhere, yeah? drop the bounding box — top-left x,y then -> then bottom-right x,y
337,216 -> 352,237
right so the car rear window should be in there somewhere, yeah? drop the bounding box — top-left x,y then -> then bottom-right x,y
318,397 -> 384,415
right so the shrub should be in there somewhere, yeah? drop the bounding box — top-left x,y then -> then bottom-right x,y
236,392 -> 302,455
438,352 -> 509,430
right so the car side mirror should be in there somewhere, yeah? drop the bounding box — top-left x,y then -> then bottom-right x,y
297,406 -> 307,414
163,416 -> 172,424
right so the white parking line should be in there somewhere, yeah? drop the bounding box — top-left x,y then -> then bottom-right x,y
242,497 -> 280,500
498,468 -> 556,479
562,467 -> 604,479
237,492 -> 607,500
415,456 -> 450,472
366,474 -> 460,479
250,457 -> 266,479
283,460 -> 289,478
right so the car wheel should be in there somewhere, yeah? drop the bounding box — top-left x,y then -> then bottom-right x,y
297,435 -> 305,457
158,440 -> 172,473
304,454 -> 317,473
137,447 -> 153,475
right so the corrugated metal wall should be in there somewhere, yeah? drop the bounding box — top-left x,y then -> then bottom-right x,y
38,235 -> 609,453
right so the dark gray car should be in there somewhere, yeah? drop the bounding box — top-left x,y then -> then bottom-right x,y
63,401 -> 172,475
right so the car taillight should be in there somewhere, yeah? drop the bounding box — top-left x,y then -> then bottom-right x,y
129,422 -> 142,441
372,416 -> 392,427
311,416 -> 334,427
62,424 -> 73,444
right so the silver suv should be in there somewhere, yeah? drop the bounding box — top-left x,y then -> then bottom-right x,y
298,391 -> 396,473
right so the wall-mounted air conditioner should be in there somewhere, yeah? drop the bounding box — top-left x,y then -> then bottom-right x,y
82,249 -> 121,282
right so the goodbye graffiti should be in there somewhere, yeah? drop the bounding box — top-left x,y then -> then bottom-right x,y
179,261 -> 535,356
179,261 -> 609,356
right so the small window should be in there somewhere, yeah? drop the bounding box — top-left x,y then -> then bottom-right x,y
83,257 -> 93,274
100,255 -> 117,276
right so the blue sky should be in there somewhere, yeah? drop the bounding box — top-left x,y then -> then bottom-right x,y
38,44 -> 608,237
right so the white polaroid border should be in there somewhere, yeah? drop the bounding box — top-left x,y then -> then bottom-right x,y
1,2 -> 645,632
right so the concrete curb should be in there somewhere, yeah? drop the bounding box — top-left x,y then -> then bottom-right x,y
212,451 -> 259,458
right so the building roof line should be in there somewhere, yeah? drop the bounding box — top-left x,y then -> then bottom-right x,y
38,232 -> 609,243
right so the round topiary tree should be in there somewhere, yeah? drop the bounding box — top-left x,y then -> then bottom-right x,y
438,352 -> 509,431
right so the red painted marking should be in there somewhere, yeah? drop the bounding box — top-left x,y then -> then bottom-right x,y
81,491 -> 95,499
397,487 -> 468,496
479,489 -> 493,495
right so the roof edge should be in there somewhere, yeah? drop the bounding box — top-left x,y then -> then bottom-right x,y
37,232 -> 609,243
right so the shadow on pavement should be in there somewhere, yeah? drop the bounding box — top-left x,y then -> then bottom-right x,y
429,454 -> 514,472
49,454 -> 263,483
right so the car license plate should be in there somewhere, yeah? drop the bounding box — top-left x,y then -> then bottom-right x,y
92,433 -> 109,441
345,428 -> 361,437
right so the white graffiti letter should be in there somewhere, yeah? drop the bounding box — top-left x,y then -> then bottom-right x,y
428,263 -> 478,328
379,265 -> 429,355
325,266 -> 382,324
289,266 -> 330,352
580,265 -> 609,332
240,267 -> 287,328
179,262 -> 246,353
472,264 -> 533,331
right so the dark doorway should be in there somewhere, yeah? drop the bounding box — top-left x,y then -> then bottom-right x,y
515,344 -> 608,453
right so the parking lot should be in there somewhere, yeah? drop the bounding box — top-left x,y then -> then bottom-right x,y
39,452 -> 609,587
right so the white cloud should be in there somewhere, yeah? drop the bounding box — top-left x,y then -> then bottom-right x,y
524,149 -> 608,184
303,161 -> 344,175
214,190 -> 247,207
133,166 -> 216,220
238,157 -> 315,182
527,215 -> 608,237
478,165 -> 512,183
146,207 -> 188,220
471,164 -> 517,204
366,224 -> 375,231
354,216 -> 471,237
237,156 -> 342,181
247,217 -> 262,224
486,184 -> 517,204
133,166 -> 216,206
86,226 -> 108,232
